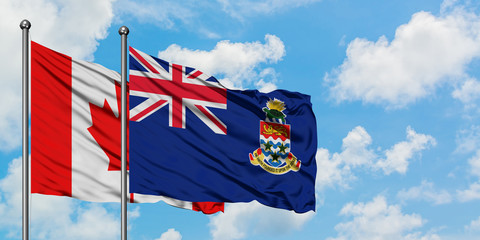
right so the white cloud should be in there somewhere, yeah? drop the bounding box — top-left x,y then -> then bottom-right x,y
328,195 -> 439,240
255,79 -> 277,93
338,35 -> 347,47
218,0 -> 321,20
36,202 -> 119,240
114,0 -> 223,39
4,0 -> 115,61
440,0 -> 459,13
316,126 -> 435,190
114,0 -> 193,29
157,34 -> 285,90
115,1 -> 253,39
0,0 -> 115,151
325,7 -> 480,108
403,232 -> 442,240
455,125 -> 480,154
155,228 -> 182,240
116,0 -> 320,37
465,216 -> 480,232
315,126 -> 376,190
469,150 -> 480,178
457,182 -> 480,202
128,206 -> 141,219
375,126 -> 436,175
457,150 -> 480,202
315,148 -> 351,190
208,201 -> 314,240
452,78 -> 480,108
397,180 -> 452,205
340,126 -> 376,167
0,91 -> 22,151
0,157 -> 120,239
0,158 -> 23,236
127,206 -> 141,231
254,68 -> 279,93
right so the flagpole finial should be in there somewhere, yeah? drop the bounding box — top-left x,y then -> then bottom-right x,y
118,26 -> 129,36
20,20 -> 31,30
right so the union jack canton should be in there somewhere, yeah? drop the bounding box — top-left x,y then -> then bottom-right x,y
129,47 -> 227,135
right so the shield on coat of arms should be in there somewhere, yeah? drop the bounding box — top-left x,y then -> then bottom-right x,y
260,121 -> 291,167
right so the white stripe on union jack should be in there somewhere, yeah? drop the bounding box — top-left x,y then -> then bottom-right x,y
129,47 -> 227,135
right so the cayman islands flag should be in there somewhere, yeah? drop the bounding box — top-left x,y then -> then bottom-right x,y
129,47 -> 317,213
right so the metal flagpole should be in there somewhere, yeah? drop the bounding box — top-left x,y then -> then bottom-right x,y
119,25 -> 129,240
20,19 -> 31,240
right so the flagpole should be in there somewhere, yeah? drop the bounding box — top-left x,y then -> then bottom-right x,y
119,25 -> 129,240
20,19 -> 31,240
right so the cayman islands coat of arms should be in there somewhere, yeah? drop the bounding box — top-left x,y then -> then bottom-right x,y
249,98 -> 301,175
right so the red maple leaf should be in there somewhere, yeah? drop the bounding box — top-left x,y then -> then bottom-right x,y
88,81 -> 129,171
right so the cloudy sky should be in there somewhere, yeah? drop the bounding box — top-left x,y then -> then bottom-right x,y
1,0 -> 480,239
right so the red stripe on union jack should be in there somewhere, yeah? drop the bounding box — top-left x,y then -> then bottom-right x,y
129,47 -> 227,135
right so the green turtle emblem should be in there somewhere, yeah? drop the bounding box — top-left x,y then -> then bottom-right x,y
263,98 -> 286,124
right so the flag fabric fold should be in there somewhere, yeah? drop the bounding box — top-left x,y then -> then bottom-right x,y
129,47 -> 317,213
30,41 -> 223,214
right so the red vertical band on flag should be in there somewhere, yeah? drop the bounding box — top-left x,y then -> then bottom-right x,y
31,41 -> 72,196
171,64 -> 184,128
192,202 -> 225,214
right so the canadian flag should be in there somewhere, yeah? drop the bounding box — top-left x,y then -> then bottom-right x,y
30,41 -> 223,214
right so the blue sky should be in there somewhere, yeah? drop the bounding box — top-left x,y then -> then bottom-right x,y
1,0 -> 480,239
